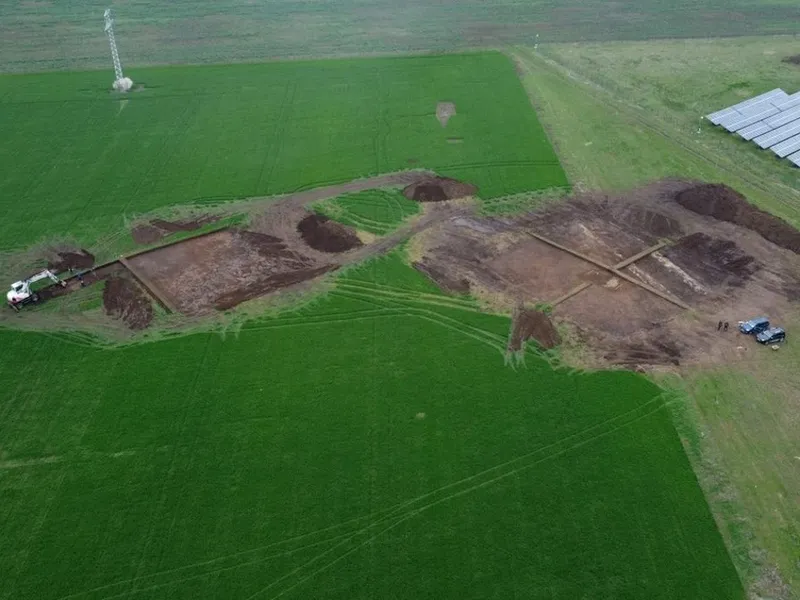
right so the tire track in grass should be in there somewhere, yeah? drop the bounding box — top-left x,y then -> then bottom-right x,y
64,391 -> 669,599
243,394 -> 670,600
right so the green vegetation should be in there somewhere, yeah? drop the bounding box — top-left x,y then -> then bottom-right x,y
2,1 -> 799,73
312,189 -> 420,235
0,52 -> 565,253
661,331 -> 800,596
513,37 -> 800,226
511,38 -> 800,596
0,253 -> 743,600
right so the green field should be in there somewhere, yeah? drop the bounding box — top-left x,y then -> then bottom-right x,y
2,0 -> 800,73
1,254 -> 743,600
510,39 -> 800,596
0,49 -> 747,599
0,52 -> 564,252
312,189 -> 421,236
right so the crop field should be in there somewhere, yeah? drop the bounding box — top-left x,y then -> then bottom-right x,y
2,0 -> 800,73
312,190 -> 420,236
0,43 -> 753,599
0,52 -> 565,252
0,253 -> 743,600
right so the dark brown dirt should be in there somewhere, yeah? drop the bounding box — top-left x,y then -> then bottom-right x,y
782,55 -> 800,65
403,176 -> 478,202
663,232 -> 758,287
102,276 -> 153,330
48,249 -> 95,273
413,261 -> 470,294
297,214 -> 362,253
131,216 -> 219,245
675,183 -> 800,253
508,307 -> 560,351
414,179 -> 800,370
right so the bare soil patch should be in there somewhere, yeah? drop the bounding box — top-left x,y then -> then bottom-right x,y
48,249 -> 95,273
125,228 -> 335,315
436,102 -> 456,127
403,176 -> 477,203
782,54 -> 800,65
38,262 -> 126,302
415,179 -> 800,370
508,307 -> 560,351
297,214 -> 362,253
103,276 -> 153,330
675,183 -> 800,253
131,216 -> 219,245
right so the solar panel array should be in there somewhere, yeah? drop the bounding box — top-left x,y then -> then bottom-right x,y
706,89 -> 800,168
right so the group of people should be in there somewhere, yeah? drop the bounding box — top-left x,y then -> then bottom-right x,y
717,320 -> 729,331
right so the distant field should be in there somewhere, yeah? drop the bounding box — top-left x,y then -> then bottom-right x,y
2,0 -> 800,73
0,253 -> 743,600
0,52 -> 565,252
312,189 -> 420,235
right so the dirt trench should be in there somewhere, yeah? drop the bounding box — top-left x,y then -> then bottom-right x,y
103,276 -> 154,330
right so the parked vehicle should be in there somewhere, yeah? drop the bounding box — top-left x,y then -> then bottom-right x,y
756,327 -> 786,345
739,317 -> 770,335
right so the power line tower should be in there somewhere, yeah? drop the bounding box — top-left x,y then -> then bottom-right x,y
104,8 -> 133,92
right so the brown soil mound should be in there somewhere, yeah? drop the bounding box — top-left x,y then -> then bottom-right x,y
675,183 -> 800,253
508,308 -> 561,351
103,276 -> 153,330
131,216 -> 219,245
48,249 -> 95,273
297,214 -> 362,253
403,177 -> 478,202
782,55 -> 800,65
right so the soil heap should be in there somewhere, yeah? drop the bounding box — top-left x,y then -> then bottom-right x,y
508,308 -> 561,351
48,249 -> 95,273
403,176 -> 477,202
297,214 -> 362,253
675,183 -> 800,253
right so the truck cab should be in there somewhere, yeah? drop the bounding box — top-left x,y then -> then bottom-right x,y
756,327 -> 786,345
739,317 -> 769,335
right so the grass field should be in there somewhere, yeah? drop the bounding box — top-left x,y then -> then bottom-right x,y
511,39 -> 800,597
2,1 -> 800,73
0,253 -> 744,600
0,52 -> 564,252
312,189 -> 420,235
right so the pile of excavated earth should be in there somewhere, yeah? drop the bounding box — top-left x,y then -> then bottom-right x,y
10,174 -> 800,372
413,179 -> 800,368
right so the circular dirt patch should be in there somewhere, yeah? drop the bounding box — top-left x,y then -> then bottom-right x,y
297,214 -> 363,253
403,176 -> 478,203
103,276 -> 153,330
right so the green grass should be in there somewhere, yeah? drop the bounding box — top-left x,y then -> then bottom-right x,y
511,41 -> 800,230
2,1 -> 800,73
0,52 -> 565,253
312,189 -> 420,235
660,331 -> 800,597
508,38 -> 800,596
0,253 -> 743,600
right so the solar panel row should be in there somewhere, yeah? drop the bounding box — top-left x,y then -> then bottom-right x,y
706,88 -> 800,168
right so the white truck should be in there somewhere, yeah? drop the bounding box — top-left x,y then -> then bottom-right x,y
7,270 -> 66,311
